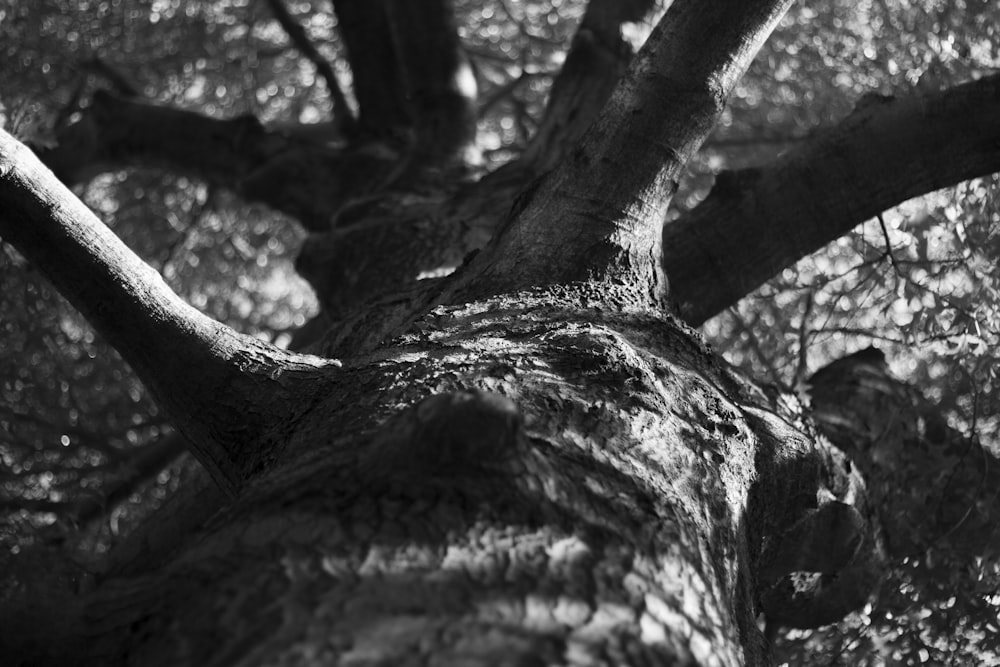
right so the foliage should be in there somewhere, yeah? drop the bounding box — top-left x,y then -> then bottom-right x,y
1,0 -> 1000,663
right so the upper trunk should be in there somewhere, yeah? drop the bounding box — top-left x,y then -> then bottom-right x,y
453,0 -> 795,304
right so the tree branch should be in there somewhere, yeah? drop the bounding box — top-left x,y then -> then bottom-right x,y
0,130 -> 341,494
454,0 -> 796,305
794,347 -> 1000,650
34,91 -> 395,231
519,0 -> 657,172
382,0 -> 479,171
264,0 -> 355,134
81,56 -> 141,98
663,74 -> 1000,326
73,431 -> 188,528
330,0 -> 411,137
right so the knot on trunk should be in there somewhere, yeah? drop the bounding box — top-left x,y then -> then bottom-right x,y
746,406 -> 886,631
361,389 -> 526,489
757,494 -> 882,629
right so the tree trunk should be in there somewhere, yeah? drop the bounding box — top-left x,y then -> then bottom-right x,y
0,221 -> 875,664
8,0 -> 988,664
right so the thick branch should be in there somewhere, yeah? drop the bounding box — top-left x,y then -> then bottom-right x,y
384,0 -> 478,169
520,0 -> 657,172
35,91 -> 395,230
332,0 -> 477,170
330,0 -> 411,136
454,0 -> 796,304
0,130 -> 341,494
664,73 -> 1000,326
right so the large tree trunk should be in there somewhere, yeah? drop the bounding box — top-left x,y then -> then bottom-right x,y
5,0 -> 987,664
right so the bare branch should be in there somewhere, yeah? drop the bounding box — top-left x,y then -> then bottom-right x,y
34,92 -> 394,230
520,0 -> 658,172
264,0 -> 355,134
664,74 -> 1000,326
332,0 -> 478,171
74,432 -> 188,528
0,130 -> 341,494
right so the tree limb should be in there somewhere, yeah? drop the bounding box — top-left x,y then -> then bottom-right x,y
34,91 -> 394,231
0,130 -> 341,494
73,431 -> 189,528
330,0 -> 411,137
519,0 -> 657,172
807,347 -> 1000,560
453,0 -> 797,305
664,73 -> 1000,326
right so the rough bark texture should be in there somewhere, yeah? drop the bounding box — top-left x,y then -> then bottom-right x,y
0,282 -> 879,666
1,123 -> 888,665
7,0 -> 997,664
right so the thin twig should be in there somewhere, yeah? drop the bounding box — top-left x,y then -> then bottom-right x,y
793,289 -> 815,385
876,212 -> 899,271
478,70 -> 550,118
726,305 -> 790,391
265,0 -> 355,133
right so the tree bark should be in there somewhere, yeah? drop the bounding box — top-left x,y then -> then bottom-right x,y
0,195 -> 877,663
265,0 -> 356,134
0,130 -> 341,495
35,69 -> 999,333
664,73 -> 1000,326
11,1 -> 983,664
519,0 -> 657,173
807,347 -> 1000,562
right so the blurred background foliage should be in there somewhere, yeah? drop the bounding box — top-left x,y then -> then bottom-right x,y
1,0 -> 999,664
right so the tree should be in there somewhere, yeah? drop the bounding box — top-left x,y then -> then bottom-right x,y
1,0 -> 999,664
